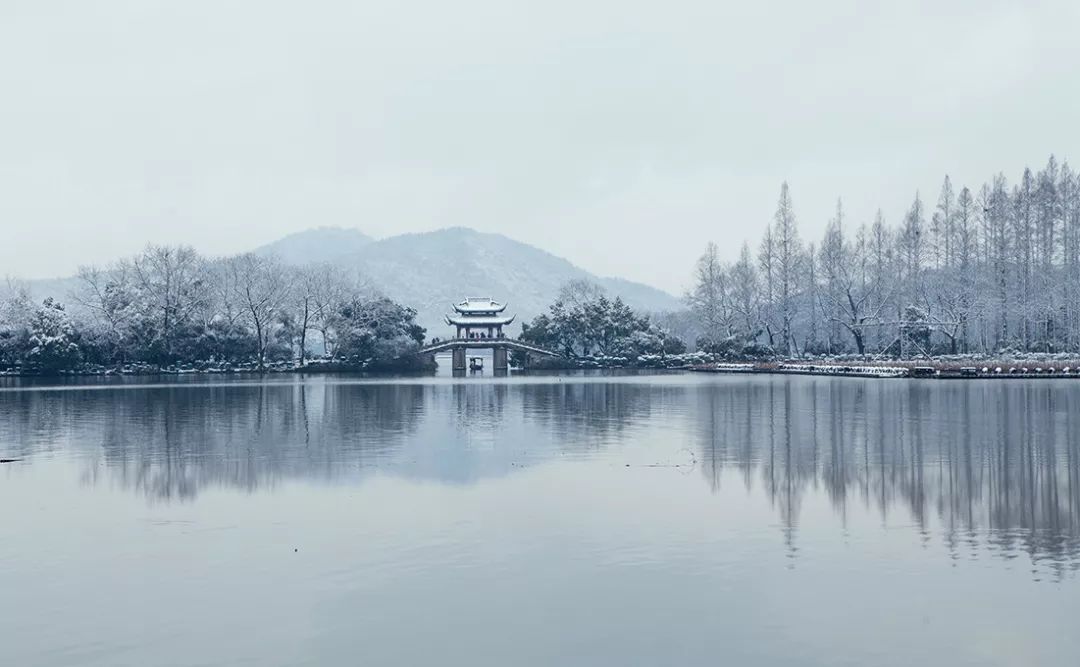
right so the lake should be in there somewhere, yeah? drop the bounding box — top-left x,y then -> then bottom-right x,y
2,372 -> 1079,666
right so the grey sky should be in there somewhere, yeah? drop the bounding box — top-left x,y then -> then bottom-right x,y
1,0 -> 1077,294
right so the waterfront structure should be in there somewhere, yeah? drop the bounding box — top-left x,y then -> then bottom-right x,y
419,296 -> 559,374
444,297 -> 515,340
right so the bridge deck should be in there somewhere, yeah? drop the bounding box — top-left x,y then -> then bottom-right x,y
420,338 -> 561,358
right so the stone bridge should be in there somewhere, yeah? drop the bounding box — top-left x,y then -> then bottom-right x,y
419,337 -> 562,372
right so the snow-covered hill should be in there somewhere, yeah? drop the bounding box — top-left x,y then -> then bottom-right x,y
24,226 -> 682,336
263,226 -> 682,334
252,227 -> 373,265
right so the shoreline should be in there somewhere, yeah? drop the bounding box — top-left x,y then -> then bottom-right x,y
0,360 -> 436,380
7,360 -> 1080,381
689,361 -> 1080,379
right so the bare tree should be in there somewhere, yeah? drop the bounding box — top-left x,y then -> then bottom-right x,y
1058,159 -> 1080,350
817,199 -> 847,352
686,242 -> 732,344
772,182 -> 803,356
309,265 -> 362,359
934,175 -> 955,270
72,263 -> 135,361
129,245 -> 209,361
225,253 -> 292,369
1014,169 -> 1036,347
898,193 -> 926,312
290,264 -> 333,366
757,226 -> 777,348
952,186 -> 978,351
817,215 -> 895,356
729,242 -> 761,339
868,210 -> 892,352
558,278 -> 606,310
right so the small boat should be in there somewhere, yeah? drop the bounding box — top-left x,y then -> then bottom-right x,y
469,357 -> 484,372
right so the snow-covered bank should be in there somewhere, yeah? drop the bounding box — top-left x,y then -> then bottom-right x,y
520,351 -> 717,370
689,358 -> 1080,379
0,356 -> 436,378
689,363 -> 905,378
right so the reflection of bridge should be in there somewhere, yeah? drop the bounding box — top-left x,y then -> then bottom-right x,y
419,337 -> 562,372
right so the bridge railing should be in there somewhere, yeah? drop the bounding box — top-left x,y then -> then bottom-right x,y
419,337 -> 561,357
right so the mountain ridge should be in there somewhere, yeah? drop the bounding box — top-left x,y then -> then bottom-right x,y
23,226 -> 682,337
255,226 -> 681,333
253,226 -> 374,265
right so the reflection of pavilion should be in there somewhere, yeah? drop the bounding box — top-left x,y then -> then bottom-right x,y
420,297 -> 559,374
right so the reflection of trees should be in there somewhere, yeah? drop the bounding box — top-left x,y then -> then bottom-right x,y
520,380 -> 666,451
1,378 -> 672,500
0,380 -> 424,501
697,378 -> 1080,569
8,375 -> 1078,570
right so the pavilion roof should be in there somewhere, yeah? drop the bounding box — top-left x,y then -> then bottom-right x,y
452,297 -> 507,314
445,314 -> 516,327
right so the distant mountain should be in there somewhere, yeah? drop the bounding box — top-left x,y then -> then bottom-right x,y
269,226 -> 681,334
253,227 -> 373,265
22,227 -> 376,305
23,226 -> 683,337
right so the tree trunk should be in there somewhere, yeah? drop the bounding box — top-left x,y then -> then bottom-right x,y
298,302 -> 310,367
254,318 -> 265,370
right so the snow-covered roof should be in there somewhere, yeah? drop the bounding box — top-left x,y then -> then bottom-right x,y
445,314 -> 517,327
452,297 -> 507,314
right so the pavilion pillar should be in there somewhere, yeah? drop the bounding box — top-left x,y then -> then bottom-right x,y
493,346 -> 508,372
452,347 -> 467,371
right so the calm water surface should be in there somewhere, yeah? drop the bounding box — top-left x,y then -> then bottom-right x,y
2,372 -> 1079,666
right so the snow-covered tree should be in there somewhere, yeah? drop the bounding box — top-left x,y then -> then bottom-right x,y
335,296 -> 425,363
0,283 -> 34,368
128,244 -> 209,362
674,156 -> 1080,358
817,199 -> 847,352
729,242 -> 761,340
224,253 -> 293,369
757,226 -> 777,348
898,192 -> 926,317
26,298 -> 82,371
73,263 -> 138,363
772,182 -> 803,356
522,281 -> 683,358
686,242 -> 732,345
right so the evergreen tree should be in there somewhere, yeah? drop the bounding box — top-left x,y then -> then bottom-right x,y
26,298 -> 82,371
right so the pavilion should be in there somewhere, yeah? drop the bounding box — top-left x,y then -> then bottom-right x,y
417,297 -> 559,374
444,297 -> 516,340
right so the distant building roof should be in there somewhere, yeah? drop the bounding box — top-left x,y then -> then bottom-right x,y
452,297 -> 507,314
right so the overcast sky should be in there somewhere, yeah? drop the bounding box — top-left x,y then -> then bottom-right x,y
1,1 -> 1078,294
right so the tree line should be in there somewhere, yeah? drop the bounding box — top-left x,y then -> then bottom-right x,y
686,155 -> 1080,358
0,246 -> 426,372
519,279 -> 686,359
6,153 -> 1077,371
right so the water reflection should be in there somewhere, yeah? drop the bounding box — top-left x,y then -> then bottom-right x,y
2,375 -> 1079,569
697,378 -> 1080,570
0,378 -> 672,501
1,381 -> 427,500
